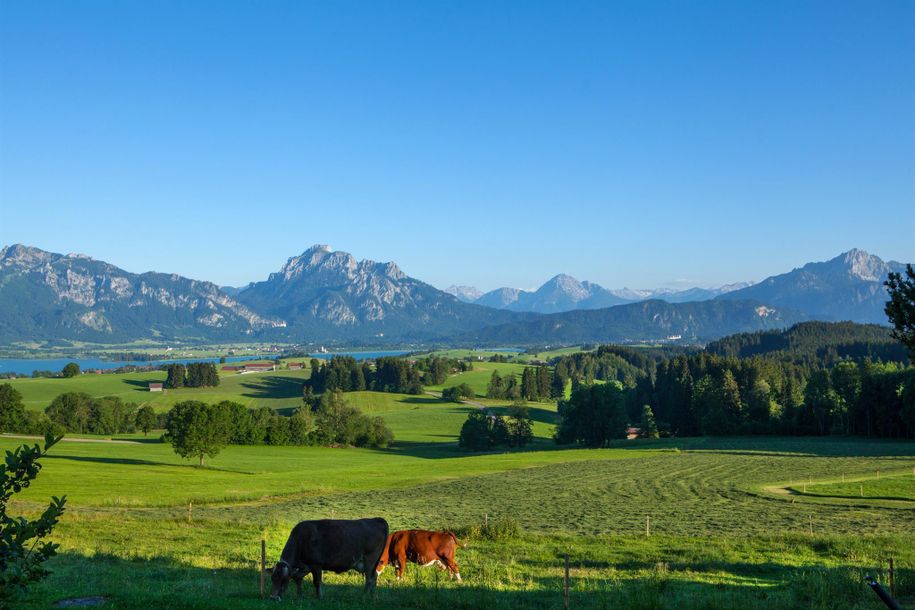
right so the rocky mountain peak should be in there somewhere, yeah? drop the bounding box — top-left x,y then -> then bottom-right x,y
541,274 -> 588,297
0,243 -> 58,268
835,248 -> 886,281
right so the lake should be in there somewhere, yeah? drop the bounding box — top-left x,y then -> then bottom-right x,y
0,350 -> 410,376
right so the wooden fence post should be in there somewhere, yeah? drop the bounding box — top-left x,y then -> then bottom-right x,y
260,539 -> 266,599
646,515 -> 651,537
808,515 -> 813,535
187,501 -> 192,523
563,554 -> 570,610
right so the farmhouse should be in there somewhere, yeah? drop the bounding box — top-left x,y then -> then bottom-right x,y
221,365 -> 243,372
243,362 -> 275,373
148,382 -> 163,392
288,362 -> 304,370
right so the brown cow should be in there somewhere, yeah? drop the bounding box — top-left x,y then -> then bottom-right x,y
376,529 -> 465,581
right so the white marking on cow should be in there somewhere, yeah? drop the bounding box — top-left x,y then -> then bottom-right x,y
455,572 -> 462,582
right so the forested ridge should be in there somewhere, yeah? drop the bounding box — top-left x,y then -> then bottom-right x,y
552,321 -> 914,442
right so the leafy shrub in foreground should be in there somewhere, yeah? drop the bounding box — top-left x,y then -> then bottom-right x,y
0,433 -> 67,602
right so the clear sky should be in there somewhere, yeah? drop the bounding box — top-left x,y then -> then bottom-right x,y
1,1 -> 913,292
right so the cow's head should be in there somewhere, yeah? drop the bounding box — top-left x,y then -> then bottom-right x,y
269,560 -> 292,601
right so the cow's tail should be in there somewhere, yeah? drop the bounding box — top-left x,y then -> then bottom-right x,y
446,531 -> 467,548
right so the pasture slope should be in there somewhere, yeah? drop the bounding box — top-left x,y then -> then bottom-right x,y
1,364 -> 913,608
4,364 -> 313,411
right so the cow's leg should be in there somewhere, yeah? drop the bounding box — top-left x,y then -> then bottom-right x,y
364,559 -> 379,595
311,568 -> 323,599
293,575 -> 303,597
443,556 -> 461,582
396,550 -> 407,581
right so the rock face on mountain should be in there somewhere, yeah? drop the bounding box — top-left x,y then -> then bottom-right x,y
716,249 -> 906,323
0,244 -> 281,343
235,245 -> 521,341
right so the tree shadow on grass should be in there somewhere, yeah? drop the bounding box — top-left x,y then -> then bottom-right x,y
239,375 -> 305,400
400,396 -> 444,406
486,405 -> 557,425
44,454 -> 256,474
598,436 -> 915,458
121,378 -> 162,392
18,551 -> 911,609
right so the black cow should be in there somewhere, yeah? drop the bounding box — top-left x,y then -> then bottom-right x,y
269,517 -> 389,600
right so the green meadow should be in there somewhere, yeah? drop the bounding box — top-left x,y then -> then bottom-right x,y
5,365 -> 313,412
4,366 -> 915,608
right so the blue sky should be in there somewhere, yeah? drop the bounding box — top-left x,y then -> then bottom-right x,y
1,0 -> 913,292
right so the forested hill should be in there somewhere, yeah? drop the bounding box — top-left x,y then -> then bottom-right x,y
451,299 -> 807,345
704,321 -> 908,364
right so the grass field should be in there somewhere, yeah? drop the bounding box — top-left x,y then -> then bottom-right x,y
4,386 -> 915,610
795,473 -> 915,502
423,361 -> 528,397
5,365 -> 313,412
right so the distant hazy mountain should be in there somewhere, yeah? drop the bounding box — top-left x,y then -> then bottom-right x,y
716,249 -> 906,323
235,245 -> 523,341
452,299 -> 806,345
472,275 -> 753,313
0,244 -> 281,344
444,285 -> 483,303
475,287 -> 527,309
220,285 -> 245,297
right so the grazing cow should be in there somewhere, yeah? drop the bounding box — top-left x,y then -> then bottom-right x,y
269,517 -> 389,600
376,529 -> 465,581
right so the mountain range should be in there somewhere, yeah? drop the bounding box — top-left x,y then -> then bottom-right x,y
0,244 -> 907,346
449,275 -> 753,313
0,244 -> 282,344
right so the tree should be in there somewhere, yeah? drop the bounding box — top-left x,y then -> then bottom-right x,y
185,362 -> 219,388
265,415 -> 291,446
0,384 -> 26,433
164,401 -> 230,466
802,370 -> 839,435
135,405 -> 157,436
164,364 -> 186,389
486,371 -> 504,399
312,391 -> 394,448
45,392 -> 94,433
458,411 -> 494,450
507,405 -> 534,447
1,433 -> 67,602
885,263 -> 915,359
638,405 -> 659,438
554,382 -> 628,447
537,366 -> 552,399
61,362 -> 80,378
288,407 -> 314,445
745,379 -> 774,433
442,383 -> 475,402
520,368 -> 538,401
